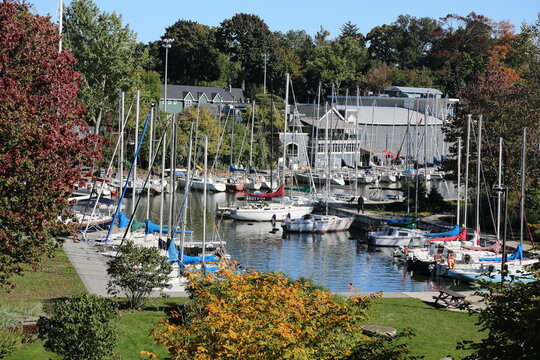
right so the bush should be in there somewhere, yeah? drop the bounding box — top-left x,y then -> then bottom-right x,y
107,240 -> 173,309
0,308 -> 19,331
459,279 -> 540,359
147,263 -> 416,360
0,329 -> 23,358
37,293 -> 118,360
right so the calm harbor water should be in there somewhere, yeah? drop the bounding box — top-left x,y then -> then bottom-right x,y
124,181 -> 466,293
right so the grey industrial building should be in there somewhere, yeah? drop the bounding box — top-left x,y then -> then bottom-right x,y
280,86 -> 457,170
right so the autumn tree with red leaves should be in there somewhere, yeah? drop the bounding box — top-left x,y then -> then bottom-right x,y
0,0 -> 100,287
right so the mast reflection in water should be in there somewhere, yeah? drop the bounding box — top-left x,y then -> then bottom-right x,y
125,184 -> 463,293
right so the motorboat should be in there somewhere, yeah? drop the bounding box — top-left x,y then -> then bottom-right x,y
177,176 -> 226,192
281,214 -> 354,233
229,202 -> 313,222
368,227 -> 425,247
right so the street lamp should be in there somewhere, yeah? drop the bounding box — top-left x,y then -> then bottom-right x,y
162,38 -> 174,112
262,53 -> 269,94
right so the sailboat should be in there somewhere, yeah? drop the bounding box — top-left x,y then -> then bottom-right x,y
282,87 -> 353,234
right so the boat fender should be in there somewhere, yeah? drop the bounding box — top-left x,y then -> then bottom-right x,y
447,256 -> 456,269
434,253 -> 445,263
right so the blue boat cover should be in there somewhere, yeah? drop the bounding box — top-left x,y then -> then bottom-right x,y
479,243 -> 523,262
249,167 -> 268,174
383,216 -> 412,224
180,253 -> 219,265
144,219 -> 192,235
229,164 -> 246,172
118,212 -> 130,228
425,225 -> 460,238
167,239 -> 179,263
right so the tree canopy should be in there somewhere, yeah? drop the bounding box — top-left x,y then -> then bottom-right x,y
0,0 -> 100,287
63,0 -> 146,133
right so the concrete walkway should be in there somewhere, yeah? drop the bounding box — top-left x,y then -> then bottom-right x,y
63,238 -> 189,297
63,238 -> 111,296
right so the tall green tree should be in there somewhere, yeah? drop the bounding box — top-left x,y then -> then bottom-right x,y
306,36 -> 367,95
63,0 -> 143,133
0,0 -> 99,287
161,20 -> 223,85
367,15 -> 439,69
217,13 -> 283,91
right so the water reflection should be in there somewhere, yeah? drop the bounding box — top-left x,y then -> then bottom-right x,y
123,181 -> 466,293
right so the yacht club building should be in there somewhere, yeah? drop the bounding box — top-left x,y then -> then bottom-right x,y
280,86 -> 457,170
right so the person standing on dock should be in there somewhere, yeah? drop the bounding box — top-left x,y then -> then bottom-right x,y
357,196 -> 364,214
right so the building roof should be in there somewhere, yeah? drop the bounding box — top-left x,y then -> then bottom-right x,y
161,85 -> 245,102
340,105 -> 444,126
383,86 -> 443,96
295,103 -> 445,126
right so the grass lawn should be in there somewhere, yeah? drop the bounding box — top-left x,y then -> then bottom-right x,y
5,298 -> 189,360
0,248 -> 86,311
368,297 -> 483,359
2,249 -> 483,359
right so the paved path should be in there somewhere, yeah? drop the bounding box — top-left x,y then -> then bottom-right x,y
63,238 -> 111,296
63,239 -> 189,298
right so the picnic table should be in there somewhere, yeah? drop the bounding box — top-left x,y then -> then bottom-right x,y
433,289 -> 469,308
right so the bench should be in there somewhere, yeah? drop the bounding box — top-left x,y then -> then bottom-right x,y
433,289 -> 469,308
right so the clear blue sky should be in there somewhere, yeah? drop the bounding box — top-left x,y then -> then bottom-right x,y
32,0 -> 539,43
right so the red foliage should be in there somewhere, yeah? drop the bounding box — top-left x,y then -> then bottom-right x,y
0,0 -> 100,286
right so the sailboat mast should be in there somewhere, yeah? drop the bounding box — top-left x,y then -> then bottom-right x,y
159,125 -> 167,237
463,115 -> 471,228
475,115 -> 482,240
496,137 -> 503,241
146,103 -> 153,223
249,100 -> 255,168
180,123 -> 193,261
355,87 -> 359,197
457,137 -> 462,226
119,92 -> 125,203
315,83 -> 321,170
202,136 -> 208,260
282,73 -> 290,187
168,116 -> 176,240
520,127 -> 527,246
134,90 -> 139,216
57,0 -> 63,53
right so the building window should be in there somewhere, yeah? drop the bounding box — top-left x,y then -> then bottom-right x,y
168,100 -> 172,105
185,100 -> 192,107
173,100 -> 177,104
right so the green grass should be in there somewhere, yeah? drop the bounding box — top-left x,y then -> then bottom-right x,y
0,248 -> 86,311
2,249 -> 483,359
5,298 -> 189,360
367,297 -> 483,359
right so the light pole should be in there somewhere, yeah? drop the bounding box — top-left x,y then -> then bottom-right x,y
162,38 -> 174,112
262,53 -> 269,94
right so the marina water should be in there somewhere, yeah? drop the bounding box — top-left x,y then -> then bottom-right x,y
124,181 -> 466,293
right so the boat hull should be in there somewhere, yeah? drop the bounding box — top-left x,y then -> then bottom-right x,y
230,205 -> 313,222
282,215 -> 354,233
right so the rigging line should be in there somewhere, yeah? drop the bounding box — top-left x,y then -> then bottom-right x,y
235,116 -> 249,167
104,109 -> 152,243
116,116 -> 173,250
503,145 -> 535,242
81,101 -> 132,238
212,107 -> 232,170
